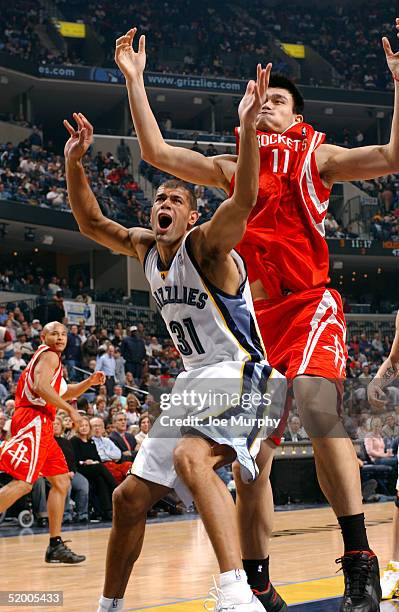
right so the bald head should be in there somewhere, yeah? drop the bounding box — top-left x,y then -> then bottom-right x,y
90,417 -> 105,437
41,321 -> 68,353
42,321 -> 67,335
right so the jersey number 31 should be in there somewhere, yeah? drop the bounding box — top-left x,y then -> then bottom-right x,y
170,318 -> 205,356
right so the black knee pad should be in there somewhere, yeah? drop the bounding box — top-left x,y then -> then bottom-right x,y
395,492 -> 399,509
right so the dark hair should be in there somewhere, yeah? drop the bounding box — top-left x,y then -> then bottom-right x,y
77,397 -> 89,411
268,74 -> 304,114
158,179 -> 197,211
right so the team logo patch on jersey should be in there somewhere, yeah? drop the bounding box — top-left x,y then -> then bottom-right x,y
160,271 -> 168,281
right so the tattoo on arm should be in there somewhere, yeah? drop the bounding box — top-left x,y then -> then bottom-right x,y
381,366 -> 398,388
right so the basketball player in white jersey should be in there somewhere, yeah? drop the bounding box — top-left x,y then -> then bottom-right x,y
368,313 -> 399,600
64,71 -> 286,612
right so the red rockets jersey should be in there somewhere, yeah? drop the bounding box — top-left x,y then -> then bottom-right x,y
15,344 -> 63,420
232,122 -> 331,299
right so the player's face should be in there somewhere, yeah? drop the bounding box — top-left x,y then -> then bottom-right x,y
42,324 -> 68,352
151,186 -> 198,245
256,88 -> 302,133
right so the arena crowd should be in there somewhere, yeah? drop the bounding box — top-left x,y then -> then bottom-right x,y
1,0 -> 397,91
0,297 -> 398,524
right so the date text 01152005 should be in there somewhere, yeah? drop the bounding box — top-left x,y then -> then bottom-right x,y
0,592 -> 63,606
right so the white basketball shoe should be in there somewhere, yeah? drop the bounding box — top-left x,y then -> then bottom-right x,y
204,577 -> 265,611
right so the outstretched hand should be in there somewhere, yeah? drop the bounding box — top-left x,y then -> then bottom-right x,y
238,63 -> 272,127
63,113 -> 93,162
115,27 -> 146,81
383,18 -> 399,81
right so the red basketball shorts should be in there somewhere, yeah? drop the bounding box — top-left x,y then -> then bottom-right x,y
255,287 -> 348,445
0,408 -> 68,484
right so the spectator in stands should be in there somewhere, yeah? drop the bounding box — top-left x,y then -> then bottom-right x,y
7,349 -> 26,381
134,413 -> 153,448
0,412 -> 7,442
382,414 -> 399,444
94,395 -> 109,420
110,411 -> 138,461
205,144 -> 218,157
111,327 -> 123,349
283,415 -> 308,442
125,394 -> 142,427
47,291 -> 65,323
71,416 -> 116,521
364,417 -> 397,468
62,413 -> 74,439
96,344 -> 116,396
90,417 -> 131,484
98,383 -> 108,402
371,332 -> 384,355
53,416 -> 89,524
114,348 -> 126,385
123,370 -> 136,394
0,325 -> 13,350
13,331 -> 34,361
116,139 -> 131,168
112,384 -> 127,409
31,319 -> 42,337
324,212 -> 340,237
0,307 -> 7,325
120,325 -> 146,381
64,324 -> 82,381
29,127 -> 42,150
0,379 -> 8,405
146,336 -> 163,357
357,414 -> 371,441
82,332 -> 99,367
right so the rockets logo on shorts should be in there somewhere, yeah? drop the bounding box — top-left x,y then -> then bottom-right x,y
1,416 -> 42,483
322,333 -> 347,377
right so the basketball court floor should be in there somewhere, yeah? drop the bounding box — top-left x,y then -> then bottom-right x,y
0,503 -> 396,611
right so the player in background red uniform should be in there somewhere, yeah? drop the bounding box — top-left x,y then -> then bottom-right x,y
116,21 -> 399,612
0,321 -> 105,563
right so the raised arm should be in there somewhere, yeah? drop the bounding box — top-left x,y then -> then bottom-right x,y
115,28 -> 235,190
64,113 -> 151,258
317,20 -> 399,185
198,66 -> 269,254
368,311 -> 399,409
33,352 -> 81,427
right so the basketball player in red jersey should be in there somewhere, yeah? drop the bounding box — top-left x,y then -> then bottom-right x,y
116,22 -> 399,611
0,321 -> 105,563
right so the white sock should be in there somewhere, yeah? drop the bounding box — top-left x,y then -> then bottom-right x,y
220,569 -> 253,604
97,595 -> 125,611
390,560 -> 399,570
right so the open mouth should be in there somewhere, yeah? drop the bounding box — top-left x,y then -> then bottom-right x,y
158,213 -> 173,230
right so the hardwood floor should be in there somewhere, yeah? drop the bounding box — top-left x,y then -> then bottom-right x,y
0,502 -> 394,611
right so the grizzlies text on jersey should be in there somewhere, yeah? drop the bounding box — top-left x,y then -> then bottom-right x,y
143,231 -> 266,370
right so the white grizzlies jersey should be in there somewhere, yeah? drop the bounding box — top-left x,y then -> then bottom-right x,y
143,231 -> 266,370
